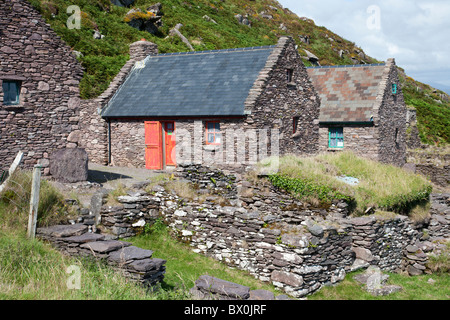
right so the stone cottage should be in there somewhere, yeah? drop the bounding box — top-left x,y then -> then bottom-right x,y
0,0 -> 83,173
307,60 -> 407,167
80,36 -> 321,170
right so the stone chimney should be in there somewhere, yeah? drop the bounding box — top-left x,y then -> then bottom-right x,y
129,39 -> 158,61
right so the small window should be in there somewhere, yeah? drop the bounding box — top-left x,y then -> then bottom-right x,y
395,128 -> 400,148
206,121 -> 221,145
293,116 -> 299,133
329,127 -> 344,149
2,80 -> 21,105
286,69 -> 293,83
392,83 -> 397,95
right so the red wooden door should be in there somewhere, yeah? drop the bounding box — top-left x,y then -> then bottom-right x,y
164,121 -> 176,166
145,121 -> 162,170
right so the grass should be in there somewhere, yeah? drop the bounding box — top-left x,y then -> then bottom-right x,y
130,220 -> 284,295
259,151 -> 432,215
308,269 -> 450,300
0,170 -> 77,232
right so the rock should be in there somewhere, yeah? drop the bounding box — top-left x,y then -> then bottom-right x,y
193,275 -> 250,300
305,220 -> 324,237
370,285 -> 403,296
93,30 -> 104,39
65,232 -> 105,243
108,246 -> 154,264
353,247 -> 374,262
80,240 -> 131,253
49,148 -> 89,183
37,224 -> 88,238
407,264 -> 423,276
110,0 -> 136,7
271,270 -> 303,287
235,14 -> 251,27
147,3 -> 163,16
249,289 -> 275,300
127,258 -> 166,273
303,49 -> 320,66
125,8 -> 162,35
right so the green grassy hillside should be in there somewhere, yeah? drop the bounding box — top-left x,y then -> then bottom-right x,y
27,0 -> 448,146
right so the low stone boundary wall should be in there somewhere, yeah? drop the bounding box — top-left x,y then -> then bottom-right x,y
36,223 -> 166,289
88,166 -> 449,298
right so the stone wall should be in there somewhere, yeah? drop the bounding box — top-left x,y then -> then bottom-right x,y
316,59 -> 407,167
317,125 -> 379,161
406,148 -> 450,187
243,36 -> 320,156
36,223 -> 166,289
92,165 -> 449,298
0,0 -> 83,173
377,59 -> 407,167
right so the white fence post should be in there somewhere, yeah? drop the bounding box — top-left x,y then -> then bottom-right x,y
27,165 -> 42,239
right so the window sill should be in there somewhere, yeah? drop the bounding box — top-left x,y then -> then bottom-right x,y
327,148 -> 344,152
203,144 -> 221,152
287,82 -> 297,89
2,104 -> 24,111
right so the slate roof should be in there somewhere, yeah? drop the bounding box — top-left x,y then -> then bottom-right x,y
307,64 -> 386,123
101,46 -> 276,118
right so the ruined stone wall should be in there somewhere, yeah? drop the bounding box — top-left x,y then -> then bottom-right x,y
0,0 -> 83,173
93,165 -> 450,298
406,148 -> 450,187
377,59 -> 407,167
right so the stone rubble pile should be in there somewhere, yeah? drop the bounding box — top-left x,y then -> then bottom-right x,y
36,223 -> 166,289
353,266 -> 402,296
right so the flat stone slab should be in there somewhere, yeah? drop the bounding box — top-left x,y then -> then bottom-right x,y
127,258 -> 166,273
108,246 -> 154,264
65,233 -> 105,243
194,275 -> 250,300
37,224 -> 88,238
249,289 -> 275,300
80,240 -> 131,253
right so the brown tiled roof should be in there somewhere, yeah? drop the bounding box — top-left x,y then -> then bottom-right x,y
307,64 -> 386,123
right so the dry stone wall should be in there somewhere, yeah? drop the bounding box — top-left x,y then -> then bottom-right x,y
36,223 -> 166,289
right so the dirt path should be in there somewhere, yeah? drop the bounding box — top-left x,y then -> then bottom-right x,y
48,163 -> 175,208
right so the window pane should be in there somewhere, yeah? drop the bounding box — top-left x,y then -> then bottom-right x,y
208,133 -> 215,143
215,133 -> 222,144
214,122 -> 220,131
3,81 -> 19,104
207,122 -> 214,131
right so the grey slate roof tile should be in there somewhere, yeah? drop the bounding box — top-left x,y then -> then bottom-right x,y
101,46 -> 275,118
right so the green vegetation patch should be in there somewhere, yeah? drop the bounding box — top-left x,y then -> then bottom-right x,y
261,152 -> 432,215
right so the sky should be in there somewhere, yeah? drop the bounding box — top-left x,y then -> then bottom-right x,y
278,0 -> 450,94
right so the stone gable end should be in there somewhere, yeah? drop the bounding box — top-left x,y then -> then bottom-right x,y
0,0 -> 83,172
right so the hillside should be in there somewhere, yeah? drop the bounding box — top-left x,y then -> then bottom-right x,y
27,0 -> 449,146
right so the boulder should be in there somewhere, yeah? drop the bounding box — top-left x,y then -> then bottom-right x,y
49,148 -> 89,183
191,275 -> 250,300
110,0 -> 136,7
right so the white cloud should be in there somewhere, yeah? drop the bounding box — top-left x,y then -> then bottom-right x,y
278,0 -> 450,93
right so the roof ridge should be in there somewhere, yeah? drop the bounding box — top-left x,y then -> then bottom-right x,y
306,63 -> 386,69
153,45 -> 276,57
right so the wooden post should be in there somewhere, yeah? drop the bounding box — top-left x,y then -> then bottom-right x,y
27,165 -> 42,239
